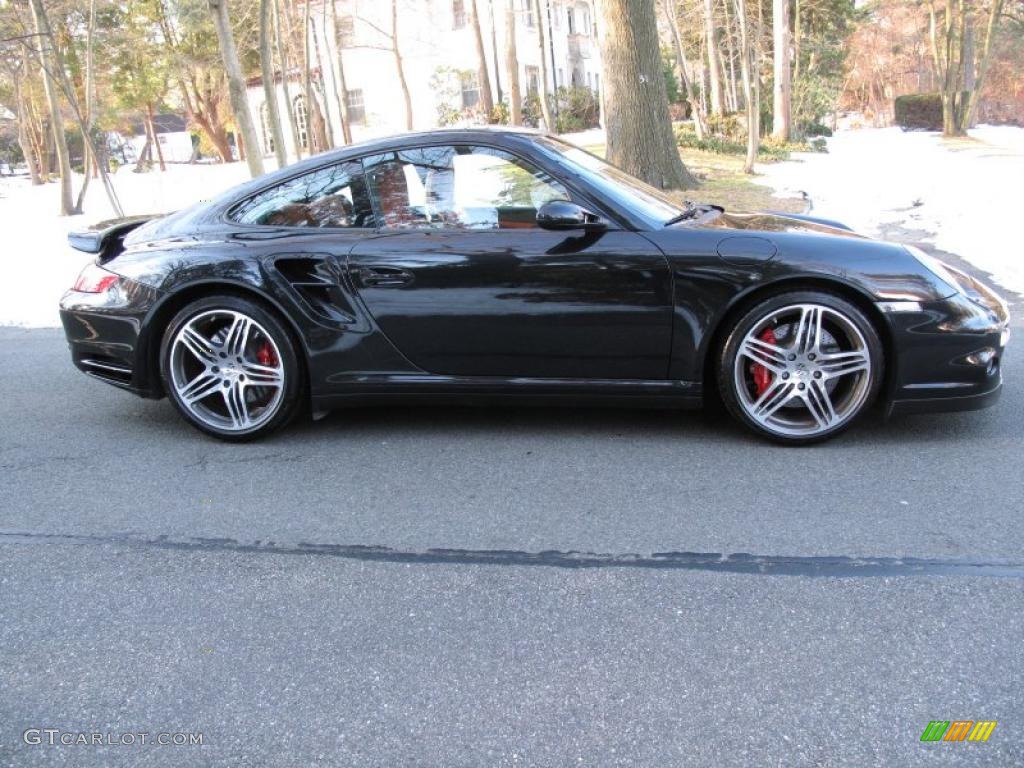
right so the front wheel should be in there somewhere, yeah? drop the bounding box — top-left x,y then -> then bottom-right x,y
717,291 -> 883,444
160,296 -> 305,441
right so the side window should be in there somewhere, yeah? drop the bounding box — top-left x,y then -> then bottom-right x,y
363,145 -> 570,230
231,161 -> 374,228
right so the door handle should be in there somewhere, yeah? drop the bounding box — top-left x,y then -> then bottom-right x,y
357,266 -> 414,287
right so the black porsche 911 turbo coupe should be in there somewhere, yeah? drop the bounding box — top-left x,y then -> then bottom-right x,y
60,127 -> 1010,444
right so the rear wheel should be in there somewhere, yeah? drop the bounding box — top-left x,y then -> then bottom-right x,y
160,296 -> 304,441
717,291 -> 883,444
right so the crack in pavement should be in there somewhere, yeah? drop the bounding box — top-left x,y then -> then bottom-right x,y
2,530 -> 1023,578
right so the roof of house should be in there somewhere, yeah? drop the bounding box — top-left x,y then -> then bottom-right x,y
131,113 -> 188,135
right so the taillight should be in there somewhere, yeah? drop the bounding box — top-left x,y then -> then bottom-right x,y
72,264 -> 120,293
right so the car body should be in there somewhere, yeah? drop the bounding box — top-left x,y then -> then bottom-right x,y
60,127 -> 1010,443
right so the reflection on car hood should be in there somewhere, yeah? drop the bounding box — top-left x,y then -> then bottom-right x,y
703,211 -> 865,237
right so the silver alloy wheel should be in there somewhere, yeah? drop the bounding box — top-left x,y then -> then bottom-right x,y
169,309 -> 286,432
733,303 -> 872,437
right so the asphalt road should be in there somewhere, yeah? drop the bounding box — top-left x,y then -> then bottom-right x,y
2,297 -> 1023,766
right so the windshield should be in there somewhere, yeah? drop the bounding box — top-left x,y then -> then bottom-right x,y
535,137 -> 686,227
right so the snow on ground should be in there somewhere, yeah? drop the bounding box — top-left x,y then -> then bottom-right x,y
755,125 -> 1024,296
0,161 -> 266,327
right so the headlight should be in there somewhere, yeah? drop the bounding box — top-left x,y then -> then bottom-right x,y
904,245 -> 962,295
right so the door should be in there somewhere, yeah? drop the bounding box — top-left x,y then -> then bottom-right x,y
348,144 -> 673,380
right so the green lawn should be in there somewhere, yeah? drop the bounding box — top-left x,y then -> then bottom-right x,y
583,144 -> 807,215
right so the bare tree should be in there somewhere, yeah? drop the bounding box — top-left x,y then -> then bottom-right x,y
28,0 -> 73,214
260,0 -> 287,167
505,0 -> 522,124
531,0 -> 554,129
273,0 -> 301,159
73,0 -> 96,210
5,56 -> 43,184
929,0 -> 1006,135
208,0 -> 264,176
469,0 -> 495,116
391,0 -> 414,130
662,0 -> 706,139
329,0 -> 353,144
599,0 -> 697,189
963,0 -> 1005,129
771,0 -> 791,139
702,0 -> 725,115
28,0 -> 123,215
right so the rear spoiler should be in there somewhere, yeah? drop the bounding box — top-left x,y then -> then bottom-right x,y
68,215 -> 158,255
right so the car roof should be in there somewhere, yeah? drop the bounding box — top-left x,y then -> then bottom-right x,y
301,126 -> 547,164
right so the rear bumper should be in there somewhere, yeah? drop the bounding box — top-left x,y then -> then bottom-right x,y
60,280 -> 164,398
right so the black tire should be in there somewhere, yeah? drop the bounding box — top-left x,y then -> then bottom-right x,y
716,290 -> 883,445
159,295 -> 305,441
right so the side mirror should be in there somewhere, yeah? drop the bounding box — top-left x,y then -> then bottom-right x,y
536,200 -> 607,232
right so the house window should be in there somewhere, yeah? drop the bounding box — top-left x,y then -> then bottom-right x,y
259,101 -> 275,156
346,89 -> 365,125
460,71 -> 480,109
550,1 -> 560,28
522,0 -> 534,27
525,65 -> 540,96
566,7 -> 575,33
337,15 -> 355,47
293,95 -> 309,150
581,7 -> 591,35
452,0 -> 466,29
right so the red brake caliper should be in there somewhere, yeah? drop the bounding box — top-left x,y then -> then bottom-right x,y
256,341 -> 278,368
751,327 -> 778,396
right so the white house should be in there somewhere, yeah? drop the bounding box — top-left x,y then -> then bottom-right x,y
245,0 -> 602,160
125,114 -> 195,163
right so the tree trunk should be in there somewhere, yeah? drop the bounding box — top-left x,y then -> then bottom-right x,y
962,0 -> 1004,131
313,1 -> 335,148
489,0 -> 503,103
532,0 -> 554,130
720,0 -> 740,111
793,0 -> 801,79
74,0 -> 96,210
771,0 -> 791,139
330,0 -> 353,144
148,103 -> 167,171
702,0 -> 725,115
302,0 -> 315,151
260,0 -> 288,166
272,0 -> 301,159
28,0 -> 74,215
391,0 -> 414,130
209,0 -> 265,176
734,0 -> 758,173
135,135 -> 152,172
599,0 -> 697,190
505,0 -> 522,124
13,71 -> 44,185
469,0 -> 496,117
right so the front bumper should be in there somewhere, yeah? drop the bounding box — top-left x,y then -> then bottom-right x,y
880,285 -> 1010,417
